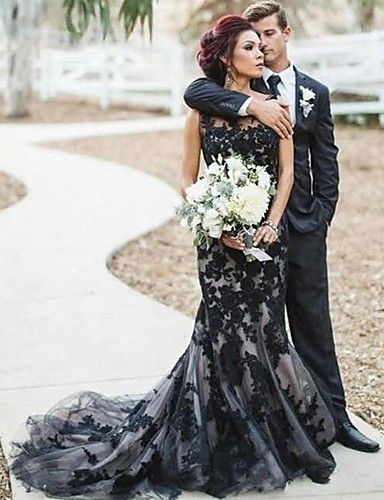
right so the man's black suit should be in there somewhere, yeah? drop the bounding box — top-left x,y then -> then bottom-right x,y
184,67 -> 348,424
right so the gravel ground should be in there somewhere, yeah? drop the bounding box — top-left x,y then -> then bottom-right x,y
1,123 -> 383,498
0,95 -> 162,123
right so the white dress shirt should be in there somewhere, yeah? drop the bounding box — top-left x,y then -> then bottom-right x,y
238,62 -> 296,125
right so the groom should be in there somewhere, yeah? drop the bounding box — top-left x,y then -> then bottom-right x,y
184,0 -> 379,452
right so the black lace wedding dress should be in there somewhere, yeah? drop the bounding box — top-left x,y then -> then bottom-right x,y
10,111 -> 337,499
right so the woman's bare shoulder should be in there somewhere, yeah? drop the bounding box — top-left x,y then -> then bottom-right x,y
185,108 -> 200,124
184,108 -> 201,135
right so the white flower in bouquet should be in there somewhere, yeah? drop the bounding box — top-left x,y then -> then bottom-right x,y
207,161 -> 223,176
255,166 -> 271,190
185,177 -> 209,203
212,195 -> 230,217
202,208 -> 223,238
230,184 -> 270,225
175,153 -> 276,257
226,156 -> 248,185
197,202 -> 208,214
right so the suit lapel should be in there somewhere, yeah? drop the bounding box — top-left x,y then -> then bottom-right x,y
293,66 -> 305,131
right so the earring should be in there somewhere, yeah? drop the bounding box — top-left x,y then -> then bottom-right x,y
225,70 -> 234,85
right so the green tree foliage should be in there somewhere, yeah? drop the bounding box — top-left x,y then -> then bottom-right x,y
62,0 -> 157,39
61,1 -> 383,41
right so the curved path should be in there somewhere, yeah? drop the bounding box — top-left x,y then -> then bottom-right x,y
0,118 -> 382,500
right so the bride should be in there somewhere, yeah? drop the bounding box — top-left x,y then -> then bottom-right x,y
10,15 -> 336,499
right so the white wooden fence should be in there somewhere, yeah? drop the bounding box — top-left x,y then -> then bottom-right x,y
36,31 -> 185,115
0,30 -> 185,116
0,29 -> 383,120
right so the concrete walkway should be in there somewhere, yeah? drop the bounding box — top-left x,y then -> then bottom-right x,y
0,117 -> 382,500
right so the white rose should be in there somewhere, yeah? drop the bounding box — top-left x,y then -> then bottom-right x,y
202,208 -> 223,238
212,195 -> 230,216
255,166 -> 271,190
226,156 -> 248,185
185,177 -> 209,203
207,161 -> 223,176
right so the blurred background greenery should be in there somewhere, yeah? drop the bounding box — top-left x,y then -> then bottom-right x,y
28,0 -> 384,39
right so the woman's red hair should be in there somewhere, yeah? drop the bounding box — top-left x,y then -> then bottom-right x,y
197,15 -> 254,85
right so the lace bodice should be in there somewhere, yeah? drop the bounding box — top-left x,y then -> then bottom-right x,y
199,113 -> 279,184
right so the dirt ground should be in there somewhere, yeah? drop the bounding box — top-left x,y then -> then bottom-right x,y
0,94 -> 162,123
1,121 -> 383,498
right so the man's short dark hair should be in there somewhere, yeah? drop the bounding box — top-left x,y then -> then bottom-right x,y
243,1 -> 288,30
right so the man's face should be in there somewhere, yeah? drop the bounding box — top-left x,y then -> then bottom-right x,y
250,14 -> 291,67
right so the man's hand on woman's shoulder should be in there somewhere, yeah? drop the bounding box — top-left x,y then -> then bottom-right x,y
247,97 -> 293,139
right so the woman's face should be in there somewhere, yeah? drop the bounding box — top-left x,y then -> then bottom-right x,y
227,29 -> 264,79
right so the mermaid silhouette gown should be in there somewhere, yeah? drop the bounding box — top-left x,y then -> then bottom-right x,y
10,111 -> 337,499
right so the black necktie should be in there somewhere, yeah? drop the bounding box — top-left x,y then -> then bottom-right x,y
267,74 -> 281,96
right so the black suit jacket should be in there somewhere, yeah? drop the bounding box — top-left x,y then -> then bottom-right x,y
184,67 -> 340,233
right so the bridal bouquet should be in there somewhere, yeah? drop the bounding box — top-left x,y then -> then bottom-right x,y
176,153 -> 276,261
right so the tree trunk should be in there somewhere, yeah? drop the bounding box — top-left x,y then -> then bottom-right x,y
0,0 -> 42,117
351,0 -> 384,30
356,0 -> 375,30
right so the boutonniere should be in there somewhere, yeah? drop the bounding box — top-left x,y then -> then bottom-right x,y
299,85 -> 316,118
